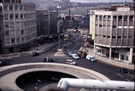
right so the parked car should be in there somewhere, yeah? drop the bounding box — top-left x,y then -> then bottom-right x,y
86,55 -> 96,62
66,59 -> 77,65
72,54 -> 79,60
30,52 -> 39,56
68,51 -> 73,57
0,61 -> 11,67
120,68 -> 134,74
44,57 -> 56,62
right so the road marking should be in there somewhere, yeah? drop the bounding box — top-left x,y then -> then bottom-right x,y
116,73 -> 124,78
126,79 -> 131,81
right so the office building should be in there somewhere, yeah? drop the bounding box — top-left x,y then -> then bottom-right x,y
0,0 -> 37,53
90,6 -> 135,63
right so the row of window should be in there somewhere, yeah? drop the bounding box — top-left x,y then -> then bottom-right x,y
4,4 -> 35,12
113,15 -> 134,21
5,37 -> 24,45
4,13 -> 36,20
95,34 -> 133,39
5,32 -> 36,45
5,29 -> 24,36
4,20 -> 36,28
3,0 -> 21,3
96,15 -> 134,21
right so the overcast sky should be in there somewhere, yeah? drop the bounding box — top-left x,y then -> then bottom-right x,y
69,0 -> 133,3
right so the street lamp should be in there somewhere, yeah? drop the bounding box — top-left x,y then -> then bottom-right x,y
57,5 -> 61,50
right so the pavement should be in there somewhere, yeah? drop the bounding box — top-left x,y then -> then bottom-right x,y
0,43 -> 57,59
80,47 -> 135,70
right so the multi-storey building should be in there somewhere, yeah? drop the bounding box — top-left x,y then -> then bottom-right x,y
36,10 -> 64,43
0,0 -> 37,53
90,7 -> 135,64
0,4 -> 4,53
36,10 -> 58,37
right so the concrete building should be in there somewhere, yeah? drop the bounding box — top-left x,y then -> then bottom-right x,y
36,10 -> 58,37
0,0 -> 37,53
36,10 -> 64,43
0,4 -> 4,53
90,6 -> 135,64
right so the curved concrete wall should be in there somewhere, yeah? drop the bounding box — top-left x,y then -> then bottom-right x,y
0,63 -> 110,91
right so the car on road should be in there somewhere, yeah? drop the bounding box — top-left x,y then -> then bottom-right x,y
0,61 -> 11,67
72,54 -> 79,60
120,68 -> 134,74
66,59 -> 77,65
68,51 -> 73,57
86,55 -> 96,62
30,52 -> 39,56
44,57 -> 56,62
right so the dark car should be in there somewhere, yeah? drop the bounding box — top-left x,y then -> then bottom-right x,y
44,57 -> 56,62
30,52 -> 39,56
120,68 -> 134,74
0,61 -> 11,67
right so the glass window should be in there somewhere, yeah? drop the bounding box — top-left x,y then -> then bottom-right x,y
119,16 -> 123,20
4,14 -> 8,20
10,22 -> 14,28
96,15 -> 98,20
4,0 -> 10,3
15,22 -> 20,27
20,5 -> 23,11
15,5 -> 18,11
103,16 -> 106,20
108,16 -> 111,21
20,14 -> 23,19
10,14 -> 14,19
124,16 -> 128,21
9,5 -> 13,11
10,30 -> 15,35
16,30 -> 20,35
113,16 -> 117,20
21,30 -> 24,34
5,22 -> 9,28
129,16 -> 133,20
21,37 -> 24,42
16,37 -> 20,43
11,38 -> 15,43
113,25 -> 116,28
5,30 -> 9,36
4,5 -> 8,11
99,15 -> 102,20
15,14 -> 19,19
5,38 -> 10,45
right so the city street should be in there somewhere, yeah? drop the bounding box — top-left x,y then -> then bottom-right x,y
2,34 -> 134,82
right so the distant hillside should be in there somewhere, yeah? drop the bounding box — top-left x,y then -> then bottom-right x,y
22,0 -> 58,10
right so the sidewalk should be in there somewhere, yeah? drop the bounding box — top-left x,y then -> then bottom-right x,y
80,47 -> 134,70
0,43 -> 57,59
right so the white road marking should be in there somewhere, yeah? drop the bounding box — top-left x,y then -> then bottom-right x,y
126,79 -> 131,81
116,73 -> 124,78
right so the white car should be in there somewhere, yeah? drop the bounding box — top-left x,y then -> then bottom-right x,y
66,59 -> 77,65
86,55 -> 96,62
68,52 -> 73,57
72,54 -> 79,60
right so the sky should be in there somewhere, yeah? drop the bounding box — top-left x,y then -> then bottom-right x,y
69,0 -> 134,3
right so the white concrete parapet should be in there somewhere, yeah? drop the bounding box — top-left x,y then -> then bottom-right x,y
57,78 -> 135,91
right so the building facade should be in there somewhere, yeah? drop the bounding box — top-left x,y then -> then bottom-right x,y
36,10 -> 64,43
90,7 -> 135,64
0,4 -> 4,53
0,0 -> 37,53
36,10 -> 58,38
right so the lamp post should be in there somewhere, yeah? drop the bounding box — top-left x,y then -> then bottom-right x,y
57,5 -> 61,49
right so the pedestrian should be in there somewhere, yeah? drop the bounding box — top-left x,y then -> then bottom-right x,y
34,86 -> 38,91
